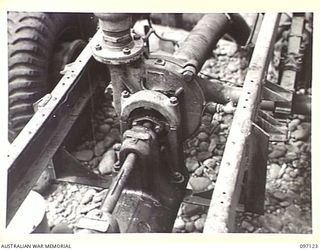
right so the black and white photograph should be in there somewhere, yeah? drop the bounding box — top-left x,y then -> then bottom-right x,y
1,2 -> 319,249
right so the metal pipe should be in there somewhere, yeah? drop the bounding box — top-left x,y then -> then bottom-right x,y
174,14 -> 231,71
101,153 -> 137,214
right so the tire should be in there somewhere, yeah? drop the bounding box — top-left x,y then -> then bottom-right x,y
8,12 -> 96,142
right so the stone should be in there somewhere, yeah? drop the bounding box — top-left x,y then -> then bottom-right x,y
227,60 -> 240,72
198,132 -> 209,141
203,158 -> 216,169
194,217 -> 206,231
208,139 -> 217,153
99,124 -> 111,135
104,118 -> 114,124
186,157 -> 200,172
93,141 -> 105,157
182,203 -> 203,217
291,123 -> 311,140
259,214 -> 283,232
51,223 -> 73,233
109,128 -> 121,141
194,165 -> 205,176
272,191 -> 288,201
269,163 -> 281,179
173,217 -> 185,230
94,132 -> 105,141
268,145 -> 287,159
81,189 -> 97,205
197,151 -> 213,161
98,149 -> 116,175
288,118 -> 301,131
280,201 -> 291,207
241,220 -> 255,232
103,136 -> 116,148
189,176 -> 212,192
74,149 -> 94,162
198,141 -> 209,152
185,221 -> 195,232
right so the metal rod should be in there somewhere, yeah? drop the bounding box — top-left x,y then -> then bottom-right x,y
6,31 -> 102,225
101,153 -> 137,214
204,13 -> 280,233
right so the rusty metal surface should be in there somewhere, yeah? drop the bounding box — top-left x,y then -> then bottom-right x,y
6,31 -> 103,225
203,13 -> 280,233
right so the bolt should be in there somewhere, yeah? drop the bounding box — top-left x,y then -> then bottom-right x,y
169,96 -> 178,105
113,161 -> 121,171
133,33 -> 141,40
155,59 -> 165,65
182,70 -> 194,82
95,44 -> 102,51
122,90 -> 130,98
172,171 -> 184,183
122,47 -> 131,55
154,125 -> 161,133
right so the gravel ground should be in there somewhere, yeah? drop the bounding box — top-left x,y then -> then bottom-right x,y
42,21 -> 312,234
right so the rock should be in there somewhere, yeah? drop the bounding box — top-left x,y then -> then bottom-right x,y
189,176 -> 211,192
197,151 -> 213,161
194,217 -> 206,231
269,163 -> 281,179
173,217 -> 185,230
227,60 -> 240,72
98,149 -> 116,175
208,139 -> 217,153
198,132 -> 209,141
185,221 -> 195,232
182,203 -> 203,217
103,136 -> 116,148
104,118 -> 114,124
190,215 -> 200,221
268,145 -> 287,159
198,141 -> 209,151
51,223 -> 73,233
99,124 -> 111,135
74,149 -> 94,162
259,214 -> 283,232
94,132 -> 105,141
280,201 -> 291,207
109,128 -> 121,141
291,123 -> 311,140
288,118 -> 301,131
201,115 -> 212,126
93,141 -> 106,157
186,157 -> 200,172
81,189 -> 97,205
272,190 -> 288,201
194,165 -> 205,176
203,158 -> 216,169
241,220 -> 255,232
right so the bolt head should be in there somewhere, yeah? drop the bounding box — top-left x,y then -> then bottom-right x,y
122,90 -> 130,98
169,96 -> 178,105
122,48 -> 131,55
182,70 -> 194,82
95,44 -> 102,51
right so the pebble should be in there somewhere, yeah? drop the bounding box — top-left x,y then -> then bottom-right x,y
280,201 -> 291,207
81,189 -> 97,205
189,176 -> 212,192
272,191 -> 287,201
208,139 -> 217,153
185,221 -> 195,232
94,141 -> 106,157
259,214 -> 283,232
197,151 -> 213,161
268,145 -> 287,159
198,132 -> 209,141
291,123 -> 311,140
241,220 -> 255,232
194,165 -> 205,176
182,203 -> 203,217
194,217 -> 206,231
185,157 -> 200,172
103,136 -> 116,148
288,119 -> 301,131
269,163 -> 281,179
99,124 -> 111,135
109,128 -> 121,141
74,149 -> 94,162
198,141 -> 209,151
203,158 -> 216,169
98,149 -> 116,175
173,217 -> 185,230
